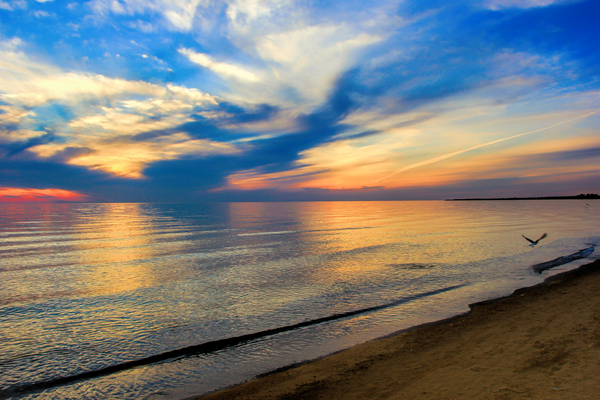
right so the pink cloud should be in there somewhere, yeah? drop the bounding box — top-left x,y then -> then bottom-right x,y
0,187 -> 87,202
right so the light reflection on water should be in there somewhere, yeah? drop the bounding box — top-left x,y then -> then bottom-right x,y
0,201 -> 598,399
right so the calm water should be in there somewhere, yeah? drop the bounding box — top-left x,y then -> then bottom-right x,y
0,201 -> 598,399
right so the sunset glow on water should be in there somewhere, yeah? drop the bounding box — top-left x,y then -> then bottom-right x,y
1,201 -> 598,399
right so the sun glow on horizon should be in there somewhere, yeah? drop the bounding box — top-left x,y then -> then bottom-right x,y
0,188 -> 87,203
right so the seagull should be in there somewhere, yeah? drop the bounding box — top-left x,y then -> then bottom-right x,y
522,233 -> 547,247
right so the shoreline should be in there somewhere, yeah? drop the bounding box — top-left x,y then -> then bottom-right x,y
445,194 -> 599,201
194,258 -> 600,399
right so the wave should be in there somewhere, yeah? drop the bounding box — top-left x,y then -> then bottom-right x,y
531,245 -> 595,273
237,230 -> 296,236
2,284 -> 465,397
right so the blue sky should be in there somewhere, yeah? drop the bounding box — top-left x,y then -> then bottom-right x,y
0,0 -> 598,202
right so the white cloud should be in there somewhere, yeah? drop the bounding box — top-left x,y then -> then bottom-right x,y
85,0 -> 295,32
0,38 -> 233,177
86,0 -> 208,31
219,1 -> 386,110
0,0 -> 26,10
0,40 -> 219,108
483,0 -> 570,10
179,48 -> 261,82
226,0 -> 291,35
226,0 -> 287,22
11,0 -> 26,9
180,13 -> 382,111
126,19 -> 157,33
255,25 -> 381,105
3,73 -> 165,107
84,0 -> 383,111
31,10 -> 53,17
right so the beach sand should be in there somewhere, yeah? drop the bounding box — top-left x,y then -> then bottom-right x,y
196,260 -> 600,400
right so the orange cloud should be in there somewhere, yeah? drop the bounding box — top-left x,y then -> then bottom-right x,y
0,187 -> 87,202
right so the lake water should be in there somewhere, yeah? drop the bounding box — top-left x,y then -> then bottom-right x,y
0,200 -> 598,399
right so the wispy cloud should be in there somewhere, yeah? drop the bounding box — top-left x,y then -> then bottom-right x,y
0,39 -> 241,178
179,48 -> 261,82
0,0 -> 26,11
86,0 -> 207,31
483,0 -> 573,10
375,111 -> 598,184
1,0 -> 598,201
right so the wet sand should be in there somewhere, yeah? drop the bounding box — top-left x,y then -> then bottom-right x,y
196,260 -> 600,400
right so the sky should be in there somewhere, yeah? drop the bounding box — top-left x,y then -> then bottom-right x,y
0,0 -> 599,202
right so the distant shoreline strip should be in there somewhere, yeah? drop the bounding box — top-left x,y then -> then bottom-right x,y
446,194 -> 599,201
3,284 -> 465,397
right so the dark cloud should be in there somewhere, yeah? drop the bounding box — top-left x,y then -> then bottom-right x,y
543,146 -> 600,161
342,114 -> 435,140
137,92 -> 350,195
218,102 -> 280,124
129,103 -> 278,144
143,154 -> 239,191
1,132 -> 56,157
3,0 -> 598,202
238,110 -> 347,175
0,157 -> 112,193
131,117 -> 233,142
214,10 -> 498,183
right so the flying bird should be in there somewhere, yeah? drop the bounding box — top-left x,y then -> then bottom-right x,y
522,233 -> 547,247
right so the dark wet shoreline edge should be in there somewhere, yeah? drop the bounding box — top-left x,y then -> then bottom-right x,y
0,285 -> 465,398
190,257 -> 600,399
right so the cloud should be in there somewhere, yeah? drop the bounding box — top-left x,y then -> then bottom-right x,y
0,0 -> 26,11
0,187 -> 86,202
0,38 -> 218,108
59,134 -> 239,178
178,24 -> 381,111
483,0 -> 572,10
169,1 -> 385,112
86,0 -> 207,31
1,0 -> 598,202
140,1 -> 600,197
22,95 -> 240,178
31,10 -> 53,18
253,25 -> 381,106
126,19 -> 157,33
179,48 -> 261,82
1,69 -> 217,110
226,0 -> 290,27
0,38 -> 243,179
547,146 -> 600,161
375,111 -> 597,183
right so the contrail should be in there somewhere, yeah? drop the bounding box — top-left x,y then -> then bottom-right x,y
375,111 -> 597,183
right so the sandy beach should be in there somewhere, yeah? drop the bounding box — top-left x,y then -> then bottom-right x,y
196,259 -> 600,400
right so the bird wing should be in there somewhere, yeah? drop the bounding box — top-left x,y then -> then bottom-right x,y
536,233 -> 547,242
522,235 -> 535,244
